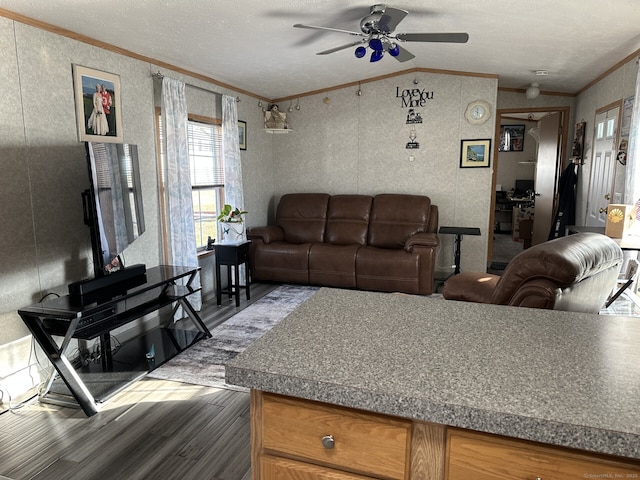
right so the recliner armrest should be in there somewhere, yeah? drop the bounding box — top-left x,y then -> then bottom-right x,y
442,271 -> 499,303
247,226 -> 284,244
405,232 -> 439,250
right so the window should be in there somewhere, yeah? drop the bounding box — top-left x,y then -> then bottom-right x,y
188,118 -> 224,248
156,110 -> 224,250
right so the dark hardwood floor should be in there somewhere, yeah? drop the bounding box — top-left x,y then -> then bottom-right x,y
0,283 -> 280,480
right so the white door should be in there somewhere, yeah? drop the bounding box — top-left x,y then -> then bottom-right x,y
586,106 -> 619,227
532,113 -> 562,245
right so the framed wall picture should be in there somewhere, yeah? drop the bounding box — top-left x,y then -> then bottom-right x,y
460,139 -> 492,168
238,120 -> 247,150
498,124 -> 525,152
73,65 -> 123,143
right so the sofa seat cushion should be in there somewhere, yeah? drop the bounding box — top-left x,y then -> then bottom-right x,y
309,243 -> 359,288
356,246 -> 422,294
253,242 -> 311,284
442,272 -> 500,303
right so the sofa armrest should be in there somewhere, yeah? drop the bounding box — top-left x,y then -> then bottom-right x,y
506,279 -> 558,309
405,232 -> 439,250
442,271 -> 500,303
247,225 -> 284,244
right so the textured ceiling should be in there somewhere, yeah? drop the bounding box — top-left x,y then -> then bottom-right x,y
1,0 -> 639,100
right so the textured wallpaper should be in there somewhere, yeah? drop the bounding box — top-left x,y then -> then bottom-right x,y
271,71 -> 498,275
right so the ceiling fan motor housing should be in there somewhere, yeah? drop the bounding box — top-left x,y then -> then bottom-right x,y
361,13 -> 383,34
361,4 -> 388,34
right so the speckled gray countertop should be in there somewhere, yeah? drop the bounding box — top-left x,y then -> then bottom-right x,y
225,288 -> 640,460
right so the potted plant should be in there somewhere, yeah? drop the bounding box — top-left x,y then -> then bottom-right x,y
217,204 -> 247,241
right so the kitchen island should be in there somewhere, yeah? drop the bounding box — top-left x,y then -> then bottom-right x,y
226,288 -> 640,479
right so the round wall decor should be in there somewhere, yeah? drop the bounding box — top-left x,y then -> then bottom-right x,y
465,100 -> 491,125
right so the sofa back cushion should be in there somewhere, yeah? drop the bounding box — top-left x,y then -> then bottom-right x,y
368,194 -> 432,249
325,195 -> 373,245
491,232 -> 623,307
276,193 -> 330,244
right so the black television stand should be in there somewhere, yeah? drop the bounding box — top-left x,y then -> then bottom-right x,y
18,265 -> 210,416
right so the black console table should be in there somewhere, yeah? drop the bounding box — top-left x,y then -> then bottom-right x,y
18,265 -> 211,416
438,226 -> 482,275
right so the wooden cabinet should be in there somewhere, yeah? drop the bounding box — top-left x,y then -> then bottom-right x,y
256,392 -> 411,480
260,455 -> 377,480
446,429 -> 640,480
251,391 -> 640,480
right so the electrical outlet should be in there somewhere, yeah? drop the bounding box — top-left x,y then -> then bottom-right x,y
409,155 -> 415,162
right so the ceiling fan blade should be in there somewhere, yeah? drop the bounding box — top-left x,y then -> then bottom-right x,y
294,23 -> 363,37
379,7 -> 408,33
392,44 -> 415,62
317,40 -> 367,55
396,32 -> 470,43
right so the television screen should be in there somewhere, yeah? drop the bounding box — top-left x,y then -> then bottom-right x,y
514,179 -> 534,196
85,142 -> 145,274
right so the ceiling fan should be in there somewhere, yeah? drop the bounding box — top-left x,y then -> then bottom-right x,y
294,4 -> 469,63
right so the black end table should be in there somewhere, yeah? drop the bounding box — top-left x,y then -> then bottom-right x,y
438,226 -> 482,275
213,240 -> 251,307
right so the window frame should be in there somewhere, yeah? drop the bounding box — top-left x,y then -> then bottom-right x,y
155,108 -> 224,261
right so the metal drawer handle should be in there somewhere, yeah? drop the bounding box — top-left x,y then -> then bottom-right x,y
321,434 -> 335,449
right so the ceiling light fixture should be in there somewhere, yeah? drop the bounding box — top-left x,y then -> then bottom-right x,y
354,37 -> 401,63
525,82 -> 540,99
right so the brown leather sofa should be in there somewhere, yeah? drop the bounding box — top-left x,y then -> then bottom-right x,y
247,193 -> 439,295
442,232 -> 623,313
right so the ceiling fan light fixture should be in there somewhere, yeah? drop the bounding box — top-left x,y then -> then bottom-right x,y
369,38 -> 384,51
370,49 -> 384,62
355,46 -> 367,58
388,43 -> 400,57
526,82 -> 540,99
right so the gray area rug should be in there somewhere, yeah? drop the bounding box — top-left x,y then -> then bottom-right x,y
147,284 -> 319,389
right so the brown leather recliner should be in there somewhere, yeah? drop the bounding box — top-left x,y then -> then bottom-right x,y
442,232 -> 623,313
247,193 -> 440,295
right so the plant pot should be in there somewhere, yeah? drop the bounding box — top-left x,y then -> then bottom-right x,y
222,221 -> 245,242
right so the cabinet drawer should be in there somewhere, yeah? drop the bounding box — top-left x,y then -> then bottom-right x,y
261,393 -> 411,480
261,454 -> 377,480
446,429 -> 640,480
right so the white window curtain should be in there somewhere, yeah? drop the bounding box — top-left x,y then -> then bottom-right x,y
161,76 -> 201,311
222,95 -> 245,240
624,60 -> 640,206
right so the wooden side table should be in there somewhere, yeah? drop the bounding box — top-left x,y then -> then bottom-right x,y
213,240 -> 251,307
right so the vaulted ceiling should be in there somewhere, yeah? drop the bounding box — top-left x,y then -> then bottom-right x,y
1,1 -> 639,100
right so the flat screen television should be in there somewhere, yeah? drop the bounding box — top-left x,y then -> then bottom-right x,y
514,179 -> 535,196
69,142 -> 146,303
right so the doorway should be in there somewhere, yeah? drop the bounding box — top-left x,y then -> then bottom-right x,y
585,101 -> 622,227
488,107 -> 570,268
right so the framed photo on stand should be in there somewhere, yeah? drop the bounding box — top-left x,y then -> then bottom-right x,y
460,139 -> 491,168
73,65 -> 123,143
